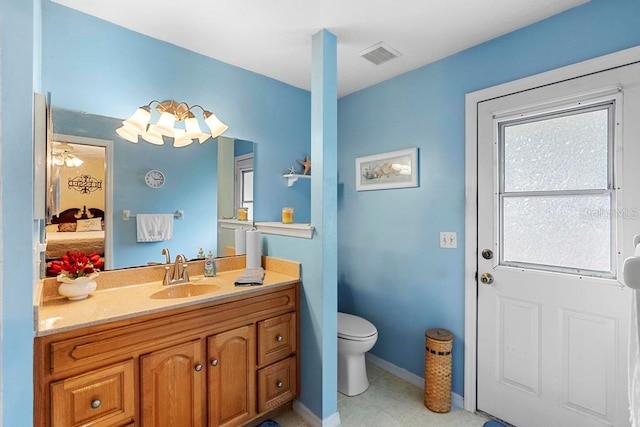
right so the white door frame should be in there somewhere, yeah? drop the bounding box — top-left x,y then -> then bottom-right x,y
52,134 -> 114,270
463,45 -> 640,412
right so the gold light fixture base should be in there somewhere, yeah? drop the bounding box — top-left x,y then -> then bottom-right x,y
156,100 -> 191,121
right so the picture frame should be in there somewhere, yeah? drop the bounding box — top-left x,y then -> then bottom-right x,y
355,148 -> 418,191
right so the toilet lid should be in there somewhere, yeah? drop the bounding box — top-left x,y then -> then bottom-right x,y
338,312 -> 377,339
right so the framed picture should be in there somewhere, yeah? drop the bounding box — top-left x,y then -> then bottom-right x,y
356,148 -> 418,191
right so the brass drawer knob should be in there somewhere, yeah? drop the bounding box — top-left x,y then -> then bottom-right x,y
210,359 -> 219,367
90,399 -> 101,409
195,364 -> 203,372
276,334 -> 284,343
276,380 -> 284,388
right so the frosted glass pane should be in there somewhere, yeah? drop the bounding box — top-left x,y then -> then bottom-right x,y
502,195 -> 611,272
242,171 -> 253,202
503,109 -> 609,192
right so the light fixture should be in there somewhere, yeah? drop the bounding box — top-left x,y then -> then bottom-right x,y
52,144 -> 84,168
116,100 -> 229,147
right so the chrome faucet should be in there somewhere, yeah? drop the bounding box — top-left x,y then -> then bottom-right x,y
161,249 -> 190,285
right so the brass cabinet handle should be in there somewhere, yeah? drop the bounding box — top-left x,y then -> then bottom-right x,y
276,380 -> 284,388
210,359 -> 219,367
195,364 -> 203,372
276,334 -> 283,342
90,399 -> 101,409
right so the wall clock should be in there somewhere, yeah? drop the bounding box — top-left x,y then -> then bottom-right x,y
144,169 -> 165,188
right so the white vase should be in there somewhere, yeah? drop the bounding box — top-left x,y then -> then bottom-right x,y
57,274 -> 98,300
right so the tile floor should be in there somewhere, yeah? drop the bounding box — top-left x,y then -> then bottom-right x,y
273,362 -> 489,426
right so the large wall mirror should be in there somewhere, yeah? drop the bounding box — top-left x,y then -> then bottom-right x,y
42,107 -> 254,277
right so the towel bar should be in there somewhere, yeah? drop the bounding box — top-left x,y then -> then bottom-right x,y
122,210 -> 184,221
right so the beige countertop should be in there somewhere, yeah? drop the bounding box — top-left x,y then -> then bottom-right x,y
36,256 -> 300,337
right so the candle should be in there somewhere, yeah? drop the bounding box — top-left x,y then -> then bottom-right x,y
282,207 -> 294,224
237,207 -> 248,221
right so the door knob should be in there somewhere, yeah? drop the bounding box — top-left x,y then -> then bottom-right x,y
195,364 -> 203,372
276,380 -> 284,388
210,359 -> 219,367
480,273 -> 494,285
275,334 -> 283,342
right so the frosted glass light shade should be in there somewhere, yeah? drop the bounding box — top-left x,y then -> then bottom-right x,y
142,126 -> 165,145
155,112 -> 177,136
123,107 -> 151,133
204,111 -> 229,138
66,156 -> 83,167
173,129 -> 194,147
52,156 -> 65,166
183,117 -> 203,138
197,133 -> 212,144
116,122 -> 140,143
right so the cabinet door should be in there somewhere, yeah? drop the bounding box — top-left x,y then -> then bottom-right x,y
207,325 -> 256,427
140,340 -> 205,426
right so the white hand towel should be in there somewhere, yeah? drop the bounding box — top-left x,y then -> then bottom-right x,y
624,236 -> 640,426
630,291 -> 640,427
136,214 -> 174,242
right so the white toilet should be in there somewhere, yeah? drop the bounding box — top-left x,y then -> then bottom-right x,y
337,312 -> 378,396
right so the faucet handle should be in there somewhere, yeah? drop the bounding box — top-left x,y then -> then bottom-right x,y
178,254 -> 189,281
182,263 -> 190,282
163,266 -> 172,286
161,248 -> 171,264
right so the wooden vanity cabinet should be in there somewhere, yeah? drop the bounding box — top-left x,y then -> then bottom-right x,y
34,283 -> 299,427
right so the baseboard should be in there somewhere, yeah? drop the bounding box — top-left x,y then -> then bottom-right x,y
365,353 -> 464,409
292,399 -> 341,427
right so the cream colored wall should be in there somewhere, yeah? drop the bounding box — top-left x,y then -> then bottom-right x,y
59,156 -> 105,212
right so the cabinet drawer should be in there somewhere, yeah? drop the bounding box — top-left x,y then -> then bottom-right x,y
257,356 -> 297,413
257,312 -> 296,366
51,359 -> 135,427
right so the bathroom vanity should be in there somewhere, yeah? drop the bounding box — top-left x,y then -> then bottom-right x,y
34,256 -> 300,426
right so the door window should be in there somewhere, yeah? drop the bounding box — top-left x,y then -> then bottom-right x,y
498,102 -> 616,277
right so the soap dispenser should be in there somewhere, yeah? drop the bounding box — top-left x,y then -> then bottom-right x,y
204,251 -> 216,277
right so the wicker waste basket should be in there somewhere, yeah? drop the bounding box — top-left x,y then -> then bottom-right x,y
424,328 -> 453,413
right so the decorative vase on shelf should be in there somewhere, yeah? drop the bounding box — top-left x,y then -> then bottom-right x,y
57,273 -> 98,300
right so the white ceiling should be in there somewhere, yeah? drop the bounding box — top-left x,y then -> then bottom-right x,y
52,0 -> 588,97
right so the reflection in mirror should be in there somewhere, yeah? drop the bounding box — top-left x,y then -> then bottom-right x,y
217,137 -> 254,257
46,141 -> 108,276
43,108 -> 255,278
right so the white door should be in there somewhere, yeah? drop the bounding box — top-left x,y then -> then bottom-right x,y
477,62 -> 640,427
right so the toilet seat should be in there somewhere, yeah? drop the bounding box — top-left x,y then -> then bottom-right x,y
338,312 -> 377,341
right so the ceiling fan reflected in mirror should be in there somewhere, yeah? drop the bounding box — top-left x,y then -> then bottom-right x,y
52,142 -> 83,168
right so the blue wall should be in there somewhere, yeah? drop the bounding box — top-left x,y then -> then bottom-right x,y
0,0 -> 36,424
337,0 -> 640,397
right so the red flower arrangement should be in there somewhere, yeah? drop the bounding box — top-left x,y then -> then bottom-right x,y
49,251 -> 104,279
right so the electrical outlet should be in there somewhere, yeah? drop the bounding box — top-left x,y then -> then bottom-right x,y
440,232 -> 457,249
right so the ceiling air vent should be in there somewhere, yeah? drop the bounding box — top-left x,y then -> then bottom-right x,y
359,42 -> 401,65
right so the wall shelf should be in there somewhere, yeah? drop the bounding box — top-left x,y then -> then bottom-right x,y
283,173 -> 311,187
218,219 -> 314,239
